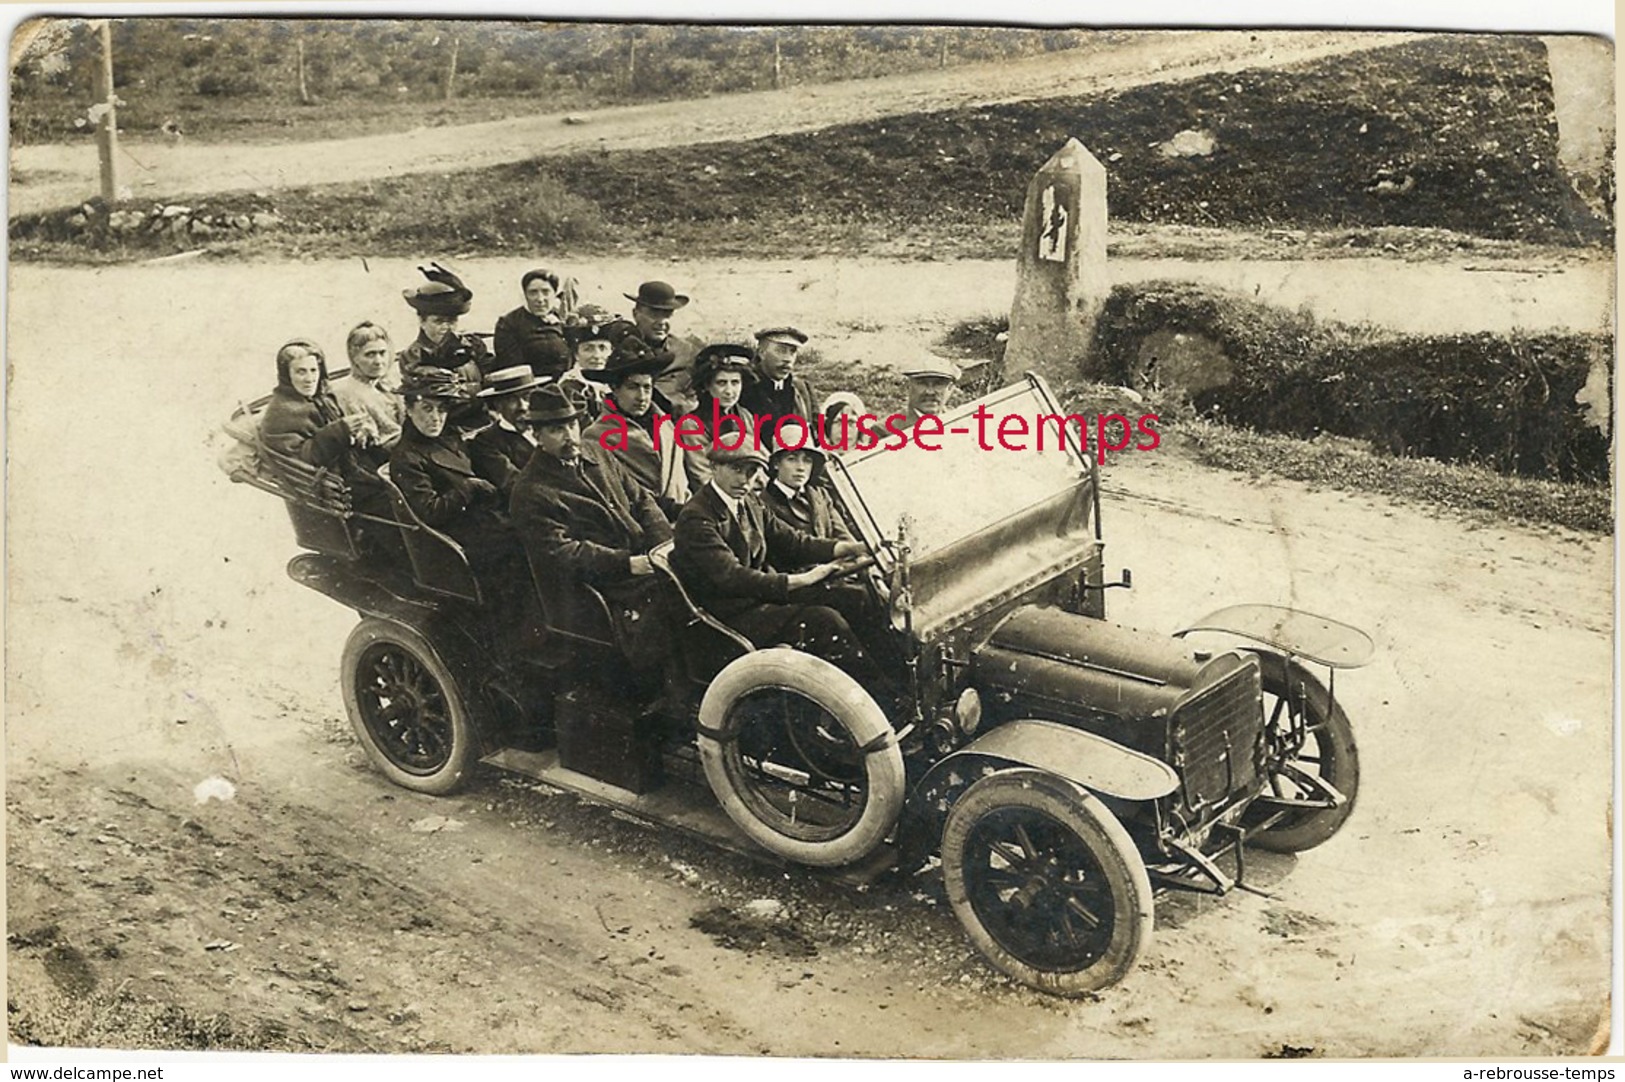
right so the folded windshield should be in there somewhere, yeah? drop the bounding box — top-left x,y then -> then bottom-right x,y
830,378 -> 1093,559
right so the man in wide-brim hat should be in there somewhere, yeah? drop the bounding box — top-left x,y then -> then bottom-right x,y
584,342 -> 690,518
509,382 -> 675,673
741,325 -> 817,451
467,365 -> 546,497
670,441 -> 879,683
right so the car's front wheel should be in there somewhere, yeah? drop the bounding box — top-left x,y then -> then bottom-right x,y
1243,655 -> 1360,853
942,769 -> 1153,996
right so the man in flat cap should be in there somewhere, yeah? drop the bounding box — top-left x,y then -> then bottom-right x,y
899,356 -> 962,428
510,383 -> 675,671
397,262 -> 490,393
739,326 -> 816,449
671,444 -> 879,682
624,280 -> 704,414
493,268 -> 573,381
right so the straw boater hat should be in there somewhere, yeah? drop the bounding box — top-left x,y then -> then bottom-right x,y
476,366 -> 545,398
520,383 -> 588,425
402,262 -> 473,317
623,281 -> 689,311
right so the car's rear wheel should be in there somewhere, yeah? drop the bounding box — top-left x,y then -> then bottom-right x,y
697,648 -> 904,868
942,769 -> 1153,996
1243,656 -> 1360,853
341,617 -> 478,795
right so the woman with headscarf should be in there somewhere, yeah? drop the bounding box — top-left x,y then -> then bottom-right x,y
260,337 -> 378,469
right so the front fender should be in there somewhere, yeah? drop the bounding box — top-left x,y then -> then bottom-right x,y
914,718 -> 1177,815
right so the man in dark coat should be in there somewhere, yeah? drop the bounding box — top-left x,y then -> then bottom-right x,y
740,326 -> 817,449
468,365 -> 544,497
623,280 -> 703,414
509,384 -> 674,669
493,268 -> 573,380
671,444 -> 877,681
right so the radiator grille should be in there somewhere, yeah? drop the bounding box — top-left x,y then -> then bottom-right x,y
1167,656 -> 1264,824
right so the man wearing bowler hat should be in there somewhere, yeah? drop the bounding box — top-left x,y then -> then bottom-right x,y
671,443 -> 879,683
624,280 -> 703,414
509,383 -> 674,671
740,325 -> 816,449
584,338 -> 690,517
468,365 -> 545,497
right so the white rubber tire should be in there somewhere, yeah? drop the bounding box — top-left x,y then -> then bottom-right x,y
697,648 -> 904,868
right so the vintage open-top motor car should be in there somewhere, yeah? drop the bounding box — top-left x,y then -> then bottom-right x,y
224,372 -> 1371,996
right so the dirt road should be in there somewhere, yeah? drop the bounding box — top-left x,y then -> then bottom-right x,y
8,30 -> 1420,217
5,256 -> 1610,1056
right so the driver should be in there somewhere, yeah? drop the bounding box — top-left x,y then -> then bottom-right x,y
670,444 -> 878,681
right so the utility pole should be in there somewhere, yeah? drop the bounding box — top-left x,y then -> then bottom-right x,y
91,19 -> 119,204
772,35 -> 782,89
444,35 -> 459,101
296,37 -> 311,104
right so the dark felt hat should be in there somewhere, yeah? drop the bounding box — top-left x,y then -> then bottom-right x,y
403,262 -> 473,317
693,343 -> 758,388
584,337 -> 670,385
520,383 -> 587,425
623,280 -> 689,311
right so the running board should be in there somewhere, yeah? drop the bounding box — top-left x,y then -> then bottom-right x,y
481,747 -> 896,887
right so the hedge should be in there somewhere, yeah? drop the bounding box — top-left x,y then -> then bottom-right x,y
1090,280 -> 1612,483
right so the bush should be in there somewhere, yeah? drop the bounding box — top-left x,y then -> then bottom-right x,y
1091,280 -> 1612,483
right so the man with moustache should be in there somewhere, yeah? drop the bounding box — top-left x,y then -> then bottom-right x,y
509,383 -> 674,669
739,326 -> 817,448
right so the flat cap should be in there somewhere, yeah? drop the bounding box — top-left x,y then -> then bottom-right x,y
706,443 -> 770,469
754,326 -> 808,346
899,356 -> 962,382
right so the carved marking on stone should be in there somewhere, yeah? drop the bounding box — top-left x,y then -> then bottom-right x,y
1038,184 -> 1068,262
